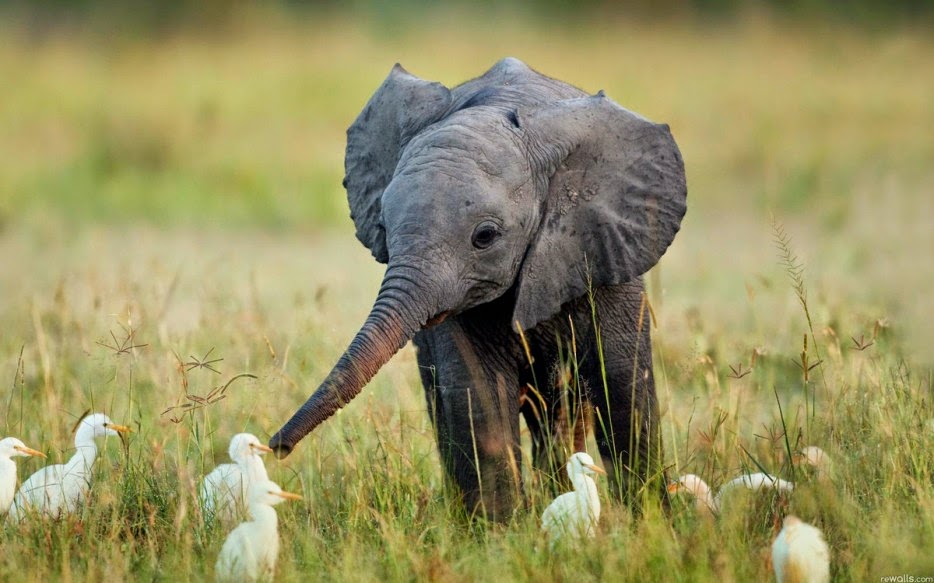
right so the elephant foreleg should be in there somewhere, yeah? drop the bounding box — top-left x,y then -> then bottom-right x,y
414,326 -> 523,521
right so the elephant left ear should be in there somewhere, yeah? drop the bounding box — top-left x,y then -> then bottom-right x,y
345,64 -> 452,263
513,94 -> 687,331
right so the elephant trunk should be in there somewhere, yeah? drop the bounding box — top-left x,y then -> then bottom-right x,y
269,264 -> 437,457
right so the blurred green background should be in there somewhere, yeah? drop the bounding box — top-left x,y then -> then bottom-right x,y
1,1 -> 932,366
2,1 -> 931,225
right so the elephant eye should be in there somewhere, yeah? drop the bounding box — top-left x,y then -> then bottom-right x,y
471,222 -> 501,250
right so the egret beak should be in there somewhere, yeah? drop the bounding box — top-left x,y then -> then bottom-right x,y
666,482 -> 681,494
250,443 -> 275,454
13,445 -> 46,458
105,423 -> 131,434
272,490 -> 303,501
586,464 -> 607,475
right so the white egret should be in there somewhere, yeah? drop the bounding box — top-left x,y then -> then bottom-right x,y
0,438 -> 46,514
215,479 -> 301,582
667,473 -> 717,514
541,452 -> 606,545
201,433 -> 273,522
771,515 -> 830,583
669,471 -> 794,514
717,472 -> 794,506
8,413 -> 129,521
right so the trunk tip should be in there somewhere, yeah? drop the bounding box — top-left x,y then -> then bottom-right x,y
268,433 -> 294,459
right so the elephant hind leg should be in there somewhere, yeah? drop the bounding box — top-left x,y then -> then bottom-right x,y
588,357 -> 669,514
572,401 -> 591,453
582,284 -> 668,511
521,363 -> 593,492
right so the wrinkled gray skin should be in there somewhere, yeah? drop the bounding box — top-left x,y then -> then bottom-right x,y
270,58 -> 687,520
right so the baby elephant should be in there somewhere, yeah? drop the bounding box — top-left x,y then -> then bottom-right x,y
271,57 -> 687,520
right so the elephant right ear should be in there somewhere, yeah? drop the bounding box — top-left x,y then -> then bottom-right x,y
345,64 -> 452,263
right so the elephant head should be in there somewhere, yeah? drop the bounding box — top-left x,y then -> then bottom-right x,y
270,58 -> 686,456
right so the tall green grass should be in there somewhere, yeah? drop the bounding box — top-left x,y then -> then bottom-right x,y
0,224 -> 931,581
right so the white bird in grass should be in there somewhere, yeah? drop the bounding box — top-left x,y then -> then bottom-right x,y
8,413 -> 129,521
215,479 -> 301,582
541,452 -> 606,545
717,472 -> 795,505
771,515 -> 830,583
667,473 -> 718,514
0,438 -> 46,514
670,446 -> 830,510
201,433 -> 273,522
669,471 -> 794,514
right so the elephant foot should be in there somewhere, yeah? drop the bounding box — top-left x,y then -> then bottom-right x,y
453,441 -> 523,522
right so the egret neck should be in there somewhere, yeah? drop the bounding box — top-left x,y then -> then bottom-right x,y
248,502 -> 281,552
573,469 -> 601,527
68,427 -> 102,479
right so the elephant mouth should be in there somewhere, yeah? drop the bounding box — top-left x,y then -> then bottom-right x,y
422,310 -> 452,329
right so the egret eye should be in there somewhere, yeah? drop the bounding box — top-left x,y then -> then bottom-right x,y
471,222 -> 501,249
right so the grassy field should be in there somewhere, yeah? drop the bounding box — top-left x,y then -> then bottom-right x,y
1,10 -> 933,581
